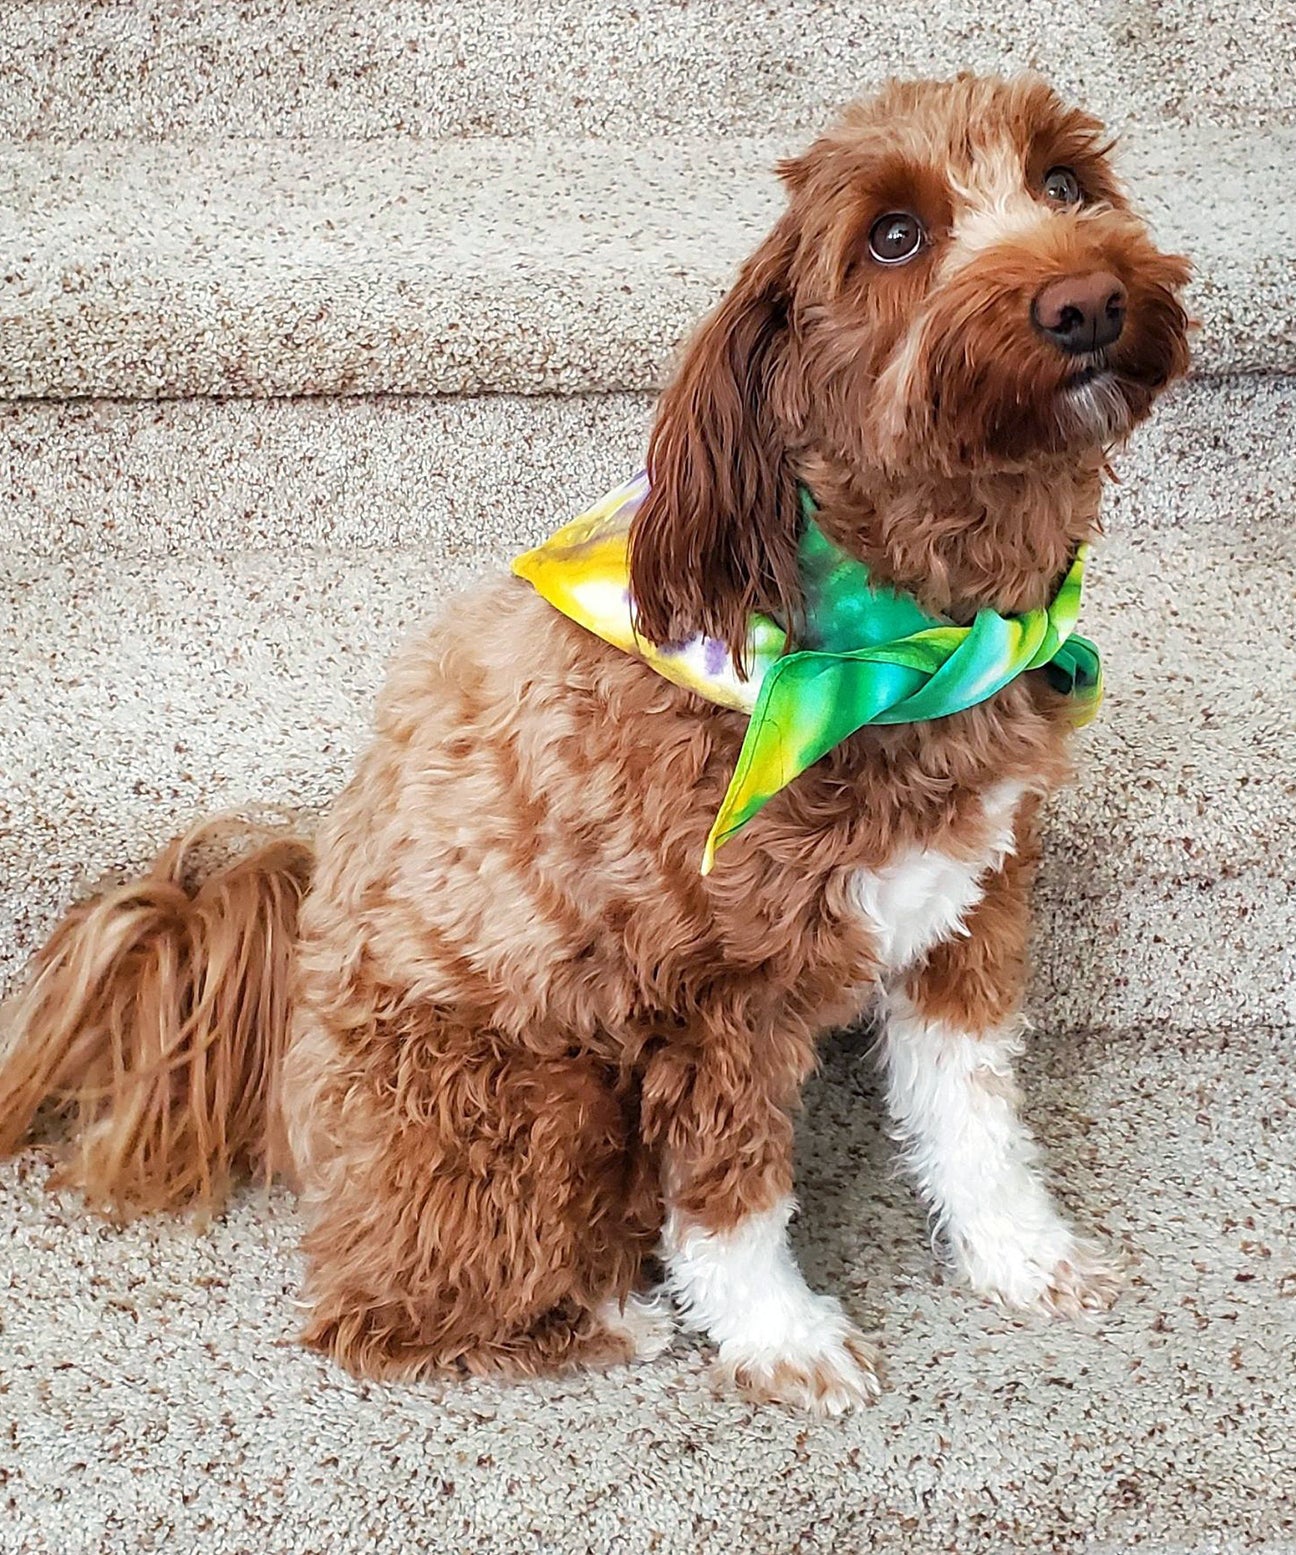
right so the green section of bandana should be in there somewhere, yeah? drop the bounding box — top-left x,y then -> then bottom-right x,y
512,472 -> 1102,874
706,542 -> 1101,869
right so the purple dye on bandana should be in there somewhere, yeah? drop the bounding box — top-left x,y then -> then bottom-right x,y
703,637 -> 728,676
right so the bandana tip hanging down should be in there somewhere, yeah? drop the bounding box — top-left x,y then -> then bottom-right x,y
512,472 -> 1102,874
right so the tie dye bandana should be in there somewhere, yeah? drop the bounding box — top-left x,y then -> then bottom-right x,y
513,472 -> 1102,874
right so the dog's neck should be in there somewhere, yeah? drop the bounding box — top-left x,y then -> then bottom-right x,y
799,454 -> 1107,622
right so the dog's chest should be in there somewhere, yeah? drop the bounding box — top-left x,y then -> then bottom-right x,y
847,780 -> 1026,974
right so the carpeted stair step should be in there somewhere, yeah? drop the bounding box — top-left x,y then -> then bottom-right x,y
0,126 -> 1292,405
2,0 -> 1292,141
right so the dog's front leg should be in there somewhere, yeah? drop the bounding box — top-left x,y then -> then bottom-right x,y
644,1034 -> 880,1414
879,844 -> 1121,1315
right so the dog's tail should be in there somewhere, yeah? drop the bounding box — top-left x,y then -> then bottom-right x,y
0,817 -> 313,1218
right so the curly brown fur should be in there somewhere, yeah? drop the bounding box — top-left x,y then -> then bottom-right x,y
0,74 -> 1188,1411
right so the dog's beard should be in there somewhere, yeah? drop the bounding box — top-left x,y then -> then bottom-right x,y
1055,361 -> 1133,444
885,327 -> 1177,466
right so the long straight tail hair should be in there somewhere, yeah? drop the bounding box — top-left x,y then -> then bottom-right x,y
0,818 -> 313,1217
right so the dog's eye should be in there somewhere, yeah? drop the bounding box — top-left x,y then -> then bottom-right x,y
868,212 -> 925,265
1043,166 -> 1083,206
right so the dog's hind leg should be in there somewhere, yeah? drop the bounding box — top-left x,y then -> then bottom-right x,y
304,1284 -> 673,1384
285,1007 -> 667,1383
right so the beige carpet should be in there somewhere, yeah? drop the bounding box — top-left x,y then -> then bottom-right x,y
0,126 -> 1291,401
2,1025 -> 1292,1553
3,0 -> 1292,139
2,6 -> 1294,1551
2,381 -> 1294,1551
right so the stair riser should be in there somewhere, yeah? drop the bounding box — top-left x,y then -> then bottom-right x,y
3,378 -> 1291,563
2,1 -> 1292,140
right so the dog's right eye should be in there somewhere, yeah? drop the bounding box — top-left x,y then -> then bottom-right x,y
1043,166 -> 1083,206
868,212 -> 925,265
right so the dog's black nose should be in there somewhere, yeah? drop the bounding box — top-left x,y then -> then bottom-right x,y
1032,271 -> 1127,354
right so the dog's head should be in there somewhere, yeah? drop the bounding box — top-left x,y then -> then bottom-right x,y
630,74 -> 1191,658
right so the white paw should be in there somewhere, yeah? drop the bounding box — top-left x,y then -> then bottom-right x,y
599,1290 -> 676,1361
713,1296 -> 882,1416
958,1224 -> 1123,1316
1034,1245 -> 1124,1316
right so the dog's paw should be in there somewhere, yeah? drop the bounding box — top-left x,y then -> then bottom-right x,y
713,1299 -> 882,1415
960,1227 -> 1123,1317
598,1289 -> 676,1362
1032,1242 -> 1124,1316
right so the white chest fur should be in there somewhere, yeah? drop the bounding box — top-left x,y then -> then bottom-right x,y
848,780 -> 1027,974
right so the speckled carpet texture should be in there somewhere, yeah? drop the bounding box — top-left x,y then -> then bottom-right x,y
1,5 -> 1294,1553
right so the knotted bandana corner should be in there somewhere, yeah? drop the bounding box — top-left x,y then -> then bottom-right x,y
512,472 -> 1101,874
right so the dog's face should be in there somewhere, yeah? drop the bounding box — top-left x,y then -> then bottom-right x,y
630,74 -> 1191,658
780,73 -> 1191,467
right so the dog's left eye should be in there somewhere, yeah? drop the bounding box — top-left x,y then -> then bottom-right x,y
1043,166 -> 1083,205
868,212 -> 926,265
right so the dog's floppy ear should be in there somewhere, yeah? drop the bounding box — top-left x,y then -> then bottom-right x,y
629,225 -> 803,671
